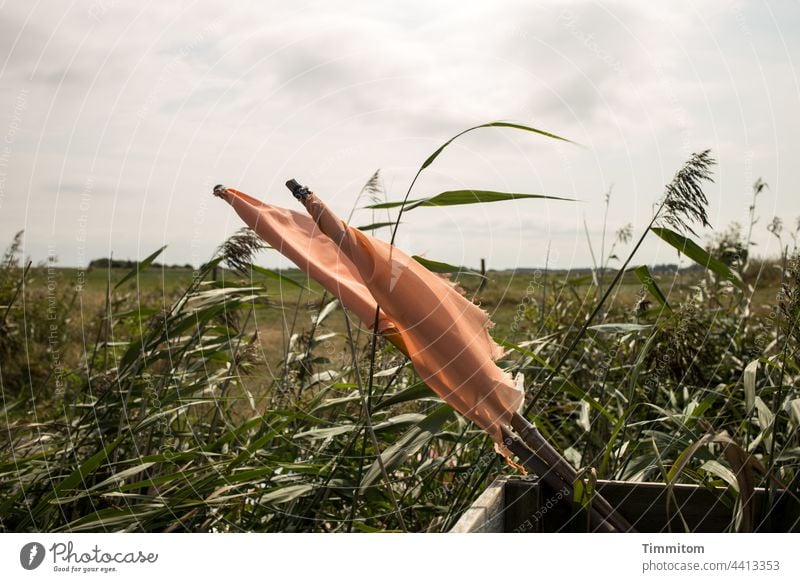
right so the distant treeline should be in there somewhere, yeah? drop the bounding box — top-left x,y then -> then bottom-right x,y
503,263 -> 698,275
87,257 -> 697,274
88,258 -> 194,269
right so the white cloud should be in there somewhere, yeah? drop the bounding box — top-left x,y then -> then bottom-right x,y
0,0 -> 797,269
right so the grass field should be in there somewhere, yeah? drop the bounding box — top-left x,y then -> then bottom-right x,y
40,263 -> 717,377
59,260 -> 780,352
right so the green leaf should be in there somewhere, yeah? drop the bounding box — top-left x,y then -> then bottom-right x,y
313,299 -> 339,326
411,255 -> 484,278
650,227 -> 743,289
260,484 -> 315,504
632,265 -> 672,311
114,245 -> 167,290
374,382 -> 437,411
743,360 -> 758,414
133,402 -> 210,432
250,264 -> 307,290
65,506 -> 164,532
374,413 -> 426,431
587,323 -> 652,334
700,460 -> 739,491
754,396 -> 774,434
667,434 -> 713,483
309,392 -> 362,413
359,404 -> 454,492
368,190 -> 574,210
494,337 -> 551,368
295,425 -> 356,440
787,399 -> 800,428
96,462 -> 157,488
420,121 -> 574,171
357,221 -> 397,232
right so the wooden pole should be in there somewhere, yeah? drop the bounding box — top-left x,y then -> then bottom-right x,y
510,412 -> 634,532
500,427 -> 619,532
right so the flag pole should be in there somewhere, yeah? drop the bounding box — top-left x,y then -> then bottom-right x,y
500,426 -> 621,532
509,413 -> 633,531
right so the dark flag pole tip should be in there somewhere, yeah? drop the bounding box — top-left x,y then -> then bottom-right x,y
285,178 -> 310,201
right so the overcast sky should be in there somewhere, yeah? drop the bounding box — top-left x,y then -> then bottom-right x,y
1,0 -> 798,271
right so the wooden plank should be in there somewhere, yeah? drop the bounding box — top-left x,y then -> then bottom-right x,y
532,479 -> 800,533
504,476 -> 542,533
595,481 -> 734,533
451,476 -> 800,532
450,476 -> 507,532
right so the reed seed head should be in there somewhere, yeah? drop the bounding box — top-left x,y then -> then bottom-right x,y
658,150 -> 715,236
217,227 -> 266,274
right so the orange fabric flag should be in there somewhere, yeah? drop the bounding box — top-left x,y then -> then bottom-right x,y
217,186 -> 524,450
216,186 -> 394,335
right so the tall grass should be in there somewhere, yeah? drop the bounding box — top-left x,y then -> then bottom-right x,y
1,124 -> 799,532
